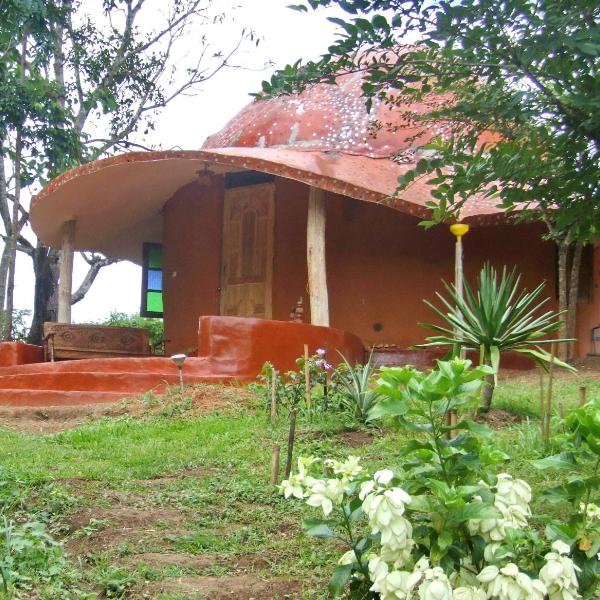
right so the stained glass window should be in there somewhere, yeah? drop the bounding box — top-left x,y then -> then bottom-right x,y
141,243 -> 163,317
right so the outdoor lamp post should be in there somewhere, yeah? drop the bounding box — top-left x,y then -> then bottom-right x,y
171,353 -> 186,393
449,223 -> 470,360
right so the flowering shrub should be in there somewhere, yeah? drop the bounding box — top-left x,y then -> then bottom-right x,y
279,359 -> 598,598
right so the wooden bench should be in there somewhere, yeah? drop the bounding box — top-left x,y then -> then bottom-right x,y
43,322 -> 152,362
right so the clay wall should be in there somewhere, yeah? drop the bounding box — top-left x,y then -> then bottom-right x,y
162,179 -> 223,354
162,175 -> 571,357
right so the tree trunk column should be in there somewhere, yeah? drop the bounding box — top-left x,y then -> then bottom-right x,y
57,220 -> 75,323
307,187 -> 329,326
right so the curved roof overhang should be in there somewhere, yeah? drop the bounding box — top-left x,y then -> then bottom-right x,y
31,147 -> 506,264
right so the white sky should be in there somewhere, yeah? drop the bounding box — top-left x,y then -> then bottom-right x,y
13,0 -> 348,324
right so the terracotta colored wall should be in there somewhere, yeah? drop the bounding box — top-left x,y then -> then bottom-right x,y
0,342 -> 44,367
198,316 -> 364,377
272,178 -> 309,320
324,194 -> 556,349
163,179 -> 223,354
162,176 -> 566,359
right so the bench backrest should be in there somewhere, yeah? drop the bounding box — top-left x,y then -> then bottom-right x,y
43,322 -> 151,361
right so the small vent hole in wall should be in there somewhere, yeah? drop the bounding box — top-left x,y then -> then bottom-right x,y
373,322 -> 383,332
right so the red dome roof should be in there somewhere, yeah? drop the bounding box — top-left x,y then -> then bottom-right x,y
203,72 -> 451,160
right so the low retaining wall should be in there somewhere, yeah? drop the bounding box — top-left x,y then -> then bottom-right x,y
198,316 -> 365,379
0,342 -> 44,367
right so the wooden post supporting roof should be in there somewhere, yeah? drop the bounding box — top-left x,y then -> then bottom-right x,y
57,220 -> 75,323
307,187 -> 329,326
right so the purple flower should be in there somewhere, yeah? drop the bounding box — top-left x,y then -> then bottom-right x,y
315,358 -> 326,368
316,348 -> 326,357
324,362 -> 333,371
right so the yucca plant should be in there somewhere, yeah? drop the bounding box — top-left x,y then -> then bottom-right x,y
419,263 -> 573,411
335,352 -> 380,423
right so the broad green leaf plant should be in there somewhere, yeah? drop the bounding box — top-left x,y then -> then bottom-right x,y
280,359 -> 596,599
419,264 -> 572,410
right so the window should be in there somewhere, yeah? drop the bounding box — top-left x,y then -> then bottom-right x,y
141,243 -> 164,317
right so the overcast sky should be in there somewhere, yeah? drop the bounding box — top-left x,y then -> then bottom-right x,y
13,0 -> 348,324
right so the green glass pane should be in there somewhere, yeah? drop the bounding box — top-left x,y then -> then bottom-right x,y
148,246 -> 163,268
146,291 -> 163,313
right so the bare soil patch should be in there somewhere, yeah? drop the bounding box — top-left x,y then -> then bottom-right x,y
336,430 -> 376,447
477,408 -> 522,429
0,384 -> 257,434
141,574 -> 301,599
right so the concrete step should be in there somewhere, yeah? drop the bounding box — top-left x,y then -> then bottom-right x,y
0,356 -> 211,376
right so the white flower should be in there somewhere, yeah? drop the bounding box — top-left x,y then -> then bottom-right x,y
477,563 -> 546,600
338,549 -> 358,566
369,565 -> 421,599
363,488 -> 411,529
379,539 -> 415,568
579,502 -> 600,525
417,566 -> 453,600
468,475 -> 532,544
539,544 -> 581,600
279,474 -> 306,499
495,474 -> 531,509
325,455 -> 364,479
306,478 -> 345,516
380,515 -> 413,551
453,586 -> 487,600
552,540 -> 572,556
374,469 -> 395,485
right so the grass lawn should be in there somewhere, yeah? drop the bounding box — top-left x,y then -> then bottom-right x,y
0,371 -> 597,599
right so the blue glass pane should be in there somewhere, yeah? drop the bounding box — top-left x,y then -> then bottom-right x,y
147,269 -> 162,291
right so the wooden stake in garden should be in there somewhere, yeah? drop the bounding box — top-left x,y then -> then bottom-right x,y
270,370 -> 277,424
539,368 -> 545,440
304,344 -> 311,409
270,443 -> 281,484
579,384 -> 587,406
545,343 -> 556,443
285,407 -> 298,478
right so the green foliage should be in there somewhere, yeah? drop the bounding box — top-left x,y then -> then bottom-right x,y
265,0 -> 600,243
334,353 -> 381,424
257,350 -> 380,423
419,264 -> 572,409
533,397 -> 600,595
283,359 -> 599,598
0,310 -> 30,342
96,311 -> 164,352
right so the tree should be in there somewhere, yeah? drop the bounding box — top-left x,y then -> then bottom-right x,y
264,0 -> 600,360
0,0 -> 259,343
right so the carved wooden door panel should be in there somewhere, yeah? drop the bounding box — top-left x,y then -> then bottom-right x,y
220,183 -> 274,318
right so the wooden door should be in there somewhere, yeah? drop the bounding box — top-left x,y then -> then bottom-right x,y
220,183 -> 275,318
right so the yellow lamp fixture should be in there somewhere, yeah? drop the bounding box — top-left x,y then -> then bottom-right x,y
449,223 -> 470,239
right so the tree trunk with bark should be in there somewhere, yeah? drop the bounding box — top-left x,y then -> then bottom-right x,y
566,242 -> 583,360
27,244 -> 60,345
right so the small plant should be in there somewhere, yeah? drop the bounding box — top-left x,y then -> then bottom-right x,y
280,359 -> 597,598
419,264 -> 573,410
334,352 -> 380,424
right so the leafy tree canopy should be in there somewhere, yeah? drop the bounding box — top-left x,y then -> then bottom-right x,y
263,0 -> 600,241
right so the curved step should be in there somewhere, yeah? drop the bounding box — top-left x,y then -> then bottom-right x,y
0,356 -> 211,376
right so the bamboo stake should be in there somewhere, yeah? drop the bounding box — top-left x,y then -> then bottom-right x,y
304,344 -> 311,409
539,368 -> 545,440
545,344 -> 556,443
270,370 -> 277,424
270,443 -> 281,484
285,407 -> 298,478
579,384 -> 587,406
